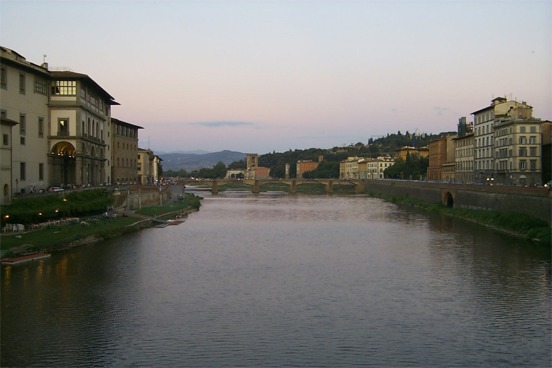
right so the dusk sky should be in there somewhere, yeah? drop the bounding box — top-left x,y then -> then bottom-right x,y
1,0 -> 550,154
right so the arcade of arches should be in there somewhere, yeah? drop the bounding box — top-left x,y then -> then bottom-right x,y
49,141 -> 106,187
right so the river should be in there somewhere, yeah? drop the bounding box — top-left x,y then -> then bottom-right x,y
1,191 -> 550,367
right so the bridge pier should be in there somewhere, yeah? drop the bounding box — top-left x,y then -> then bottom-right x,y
355,180 -> 365,194
252,180 -> 260,194
325,180 -> 333,194
289,180 -> 296,194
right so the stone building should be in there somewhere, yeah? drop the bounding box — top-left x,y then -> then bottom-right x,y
111,118 -> 142,185
1,46 -> 50,202
48,70 -> 118,188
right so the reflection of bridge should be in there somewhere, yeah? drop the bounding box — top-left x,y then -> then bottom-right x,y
186,179 -> 366,194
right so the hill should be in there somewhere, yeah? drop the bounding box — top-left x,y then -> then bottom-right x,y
160,150 -> 246,171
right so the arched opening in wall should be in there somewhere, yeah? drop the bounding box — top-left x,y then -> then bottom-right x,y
50,141 -> 76,187
444,192 -> 454,208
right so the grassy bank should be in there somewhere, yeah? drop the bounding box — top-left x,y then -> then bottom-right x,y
0,193 -> 203,258
0,216 -> 140,257
369,192 -> 551,244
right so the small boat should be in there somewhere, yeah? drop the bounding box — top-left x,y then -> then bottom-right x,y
167,219 -> 185,225
1,253 -> 51,265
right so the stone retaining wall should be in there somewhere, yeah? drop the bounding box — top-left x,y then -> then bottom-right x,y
365,180 -> 551,225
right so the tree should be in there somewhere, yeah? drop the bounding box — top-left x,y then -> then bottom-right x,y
212,161 -> 227,179
384,154 -> 428,180
302,160 -> 339,178
228,159 -> 246,170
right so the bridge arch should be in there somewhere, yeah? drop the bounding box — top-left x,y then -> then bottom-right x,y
443,191 -> 455,208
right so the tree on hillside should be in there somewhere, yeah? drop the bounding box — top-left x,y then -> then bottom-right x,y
228,159 -> 246,170
197,161 -> 227,179
302,160 -> 339,178
384,153 -> 429,180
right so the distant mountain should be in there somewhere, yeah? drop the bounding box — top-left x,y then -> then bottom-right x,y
156,149 -> 211,155
161,150 -> 246,171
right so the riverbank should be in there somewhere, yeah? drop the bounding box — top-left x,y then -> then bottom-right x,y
0,193 -> 202,258
369,192 -> 551,245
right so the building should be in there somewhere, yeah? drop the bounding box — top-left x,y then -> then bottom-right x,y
246,153 -> 258,170
48,70 -> 119,188
1,117 -> 17,204
492,102 -> 544,186
137,148 -> 155,185
427,135 -> 456,181
340,157 -> 360,179
1,46 -> 122,201
245,166 -> 271,179
453,119 -> 475,184
225,169 -> 244,179
243,153 -> 270,179
541,121 -> 552,183
152,155 -> 162,184
1,46 -> 50,200
296,159 -> 320,178
472,97 -> 538,184
111,118 -> 142,185
396,146 -> 429,160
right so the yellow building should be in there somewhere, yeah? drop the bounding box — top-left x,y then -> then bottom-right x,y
48,70 -> 118,187
395,146 -> 429,160
111,118 -> 142,185
1,46 -> 50,200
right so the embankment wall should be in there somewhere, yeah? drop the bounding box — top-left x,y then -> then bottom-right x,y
365,180 -> 551,225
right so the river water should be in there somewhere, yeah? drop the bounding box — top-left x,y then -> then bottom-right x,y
1,191 -> 550,367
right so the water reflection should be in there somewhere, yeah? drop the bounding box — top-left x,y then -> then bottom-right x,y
1,194 -> 550,367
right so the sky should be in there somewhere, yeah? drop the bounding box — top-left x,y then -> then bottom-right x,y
1,0 -> 550,154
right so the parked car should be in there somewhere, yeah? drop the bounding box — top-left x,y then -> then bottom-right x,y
544,180 -> 552,189
49,186 -> 64,193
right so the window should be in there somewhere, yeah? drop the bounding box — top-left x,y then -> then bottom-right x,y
530,160 -> 537,170
0,110 -> 6,119
519,160 -> 526,170
519,147 -> 527,157
19,73 -> 25,94
19,114 -> 26,136
530,147 -> 537,156
529,136 -> 536,144
520,126 -> 526,133
34,76 -> 48,95
39,163 -> 44,180
51,80 -> 76,95
2,134 -> 8,146
58,118 -> 69,136
530,126 -> 536,133
38,117 -> 44,138
1,67 -> 6,89
20,162 -> 26,181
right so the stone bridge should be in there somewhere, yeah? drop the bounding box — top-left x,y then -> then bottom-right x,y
183,178 -> 551,224
187,178 -> 365,194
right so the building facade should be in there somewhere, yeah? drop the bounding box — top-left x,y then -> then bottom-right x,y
48,71 -> 119,188
137,148 -> 154,185
1,47 -> 50,201
541,121 -> 552,183
296,160 -> 319,178
454,133 -> 475,183
340,157 -> 360,179
492,103 -> 543,186
111,118 -> 142,185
